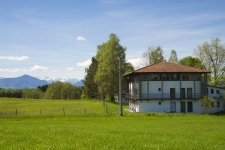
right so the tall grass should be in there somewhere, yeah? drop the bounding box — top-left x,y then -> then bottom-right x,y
0,98 -> 119,117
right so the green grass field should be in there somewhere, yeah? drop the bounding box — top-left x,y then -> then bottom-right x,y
0,98 -> 225,149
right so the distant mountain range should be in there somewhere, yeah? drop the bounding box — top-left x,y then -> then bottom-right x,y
0,75 -> 83,89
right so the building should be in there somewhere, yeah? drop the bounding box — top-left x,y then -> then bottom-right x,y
123,61 -> 225,113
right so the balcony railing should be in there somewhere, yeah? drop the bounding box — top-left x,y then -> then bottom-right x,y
125,93 -> 202,100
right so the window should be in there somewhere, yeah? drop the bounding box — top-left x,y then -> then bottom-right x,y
211,89 -> 214,94
166,74 -> 170,80
158,88 -> 161,91
154,74 -> 158,80
174,74 -> 177,80
163,74 -> 166,80
151,74 -> 154,80
216,90 -> 220,94
217,102 -> 220,107
159,102 -> 161,105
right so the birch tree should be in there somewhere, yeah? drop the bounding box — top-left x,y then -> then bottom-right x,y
194,38 -> 225,87
140,46 -> 164,66
95,33 -> 127,101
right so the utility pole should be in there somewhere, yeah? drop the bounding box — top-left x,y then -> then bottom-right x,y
119,57 -> 123,116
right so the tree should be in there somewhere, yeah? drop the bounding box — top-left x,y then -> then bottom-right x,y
168,50 -> 178,64
194,38 -> 225,87
140,46 -> 164,66
95,33 -> 127,101
124,62 -> 134,74
44,81 -> 83,100
179,56 -> 204,69
200,95 -> 217,114
83,57 -> 98,99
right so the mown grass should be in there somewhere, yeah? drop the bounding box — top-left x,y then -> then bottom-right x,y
0,98 -> 225,149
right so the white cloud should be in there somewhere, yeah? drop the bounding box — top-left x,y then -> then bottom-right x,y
30,65 -> 49,71
0,56 -> 29,61
0,65 -> 49,73
0,68 -> 27,73
76,36 -> 86,41
67,67 -> 75,71
51,70 -> 60,73
77,59 -> 91,67
127,58 -> 144,70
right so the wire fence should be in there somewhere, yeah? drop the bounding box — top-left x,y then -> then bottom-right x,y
0,101 -> 118,117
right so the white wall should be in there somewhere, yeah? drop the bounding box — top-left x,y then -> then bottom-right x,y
137,100 -> 181,113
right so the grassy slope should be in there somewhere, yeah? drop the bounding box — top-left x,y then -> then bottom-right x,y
0,98 -> 225,149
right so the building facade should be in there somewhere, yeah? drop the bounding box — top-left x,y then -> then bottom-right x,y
123,61 -> 224,113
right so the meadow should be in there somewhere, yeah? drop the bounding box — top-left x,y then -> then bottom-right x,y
0,98 -> 225,149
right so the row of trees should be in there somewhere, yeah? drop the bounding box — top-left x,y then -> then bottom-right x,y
140,38 -> 225,87
0,82 -> 83,100
83,35 -> 225,101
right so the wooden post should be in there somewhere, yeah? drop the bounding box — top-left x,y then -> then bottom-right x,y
63,108 -> 65,115
106,104 -> 108,114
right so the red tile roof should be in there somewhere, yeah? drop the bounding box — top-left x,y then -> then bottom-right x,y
124,61 -> 210,76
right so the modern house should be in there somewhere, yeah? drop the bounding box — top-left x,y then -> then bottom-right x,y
123,61 -> 225,113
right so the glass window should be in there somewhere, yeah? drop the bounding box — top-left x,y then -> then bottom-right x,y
217,102 -> 220,107
211,89 -> 214,94
216,90 -> 220,94
151,74 -> 154,80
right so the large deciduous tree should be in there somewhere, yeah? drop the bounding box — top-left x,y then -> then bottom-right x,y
95,33 -> 128,101
168,50 -> 178,64
179,56 -> 204,69
140,46 -> 164,66
194,38 -> 225,87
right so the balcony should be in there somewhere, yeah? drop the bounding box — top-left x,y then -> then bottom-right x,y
125,93 -> 202,100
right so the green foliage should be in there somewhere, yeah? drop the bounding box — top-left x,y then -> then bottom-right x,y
83,57 -> 98,99
44,82 -> 82,100
194,37 -> 225,87
200,95 -> 217,114
168,50 -> 178,64
81,92 -> 89,100
209,75 -> 225,87
23,88 -> 42,99
95,33 -> 130,100
141,46 -> 164,66
179,56 -> 204,69
0,88 -> 23,98
124,62 -> 134,74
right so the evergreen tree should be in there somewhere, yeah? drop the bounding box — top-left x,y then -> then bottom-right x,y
168,50 -> 178,64
83,57 -> 98,99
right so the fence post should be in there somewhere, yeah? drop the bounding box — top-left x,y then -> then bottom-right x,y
106,104 -> 108,114
63,108 -> 65,115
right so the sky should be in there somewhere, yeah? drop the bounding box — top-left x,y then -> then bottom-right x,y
0,0 -> 225,80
